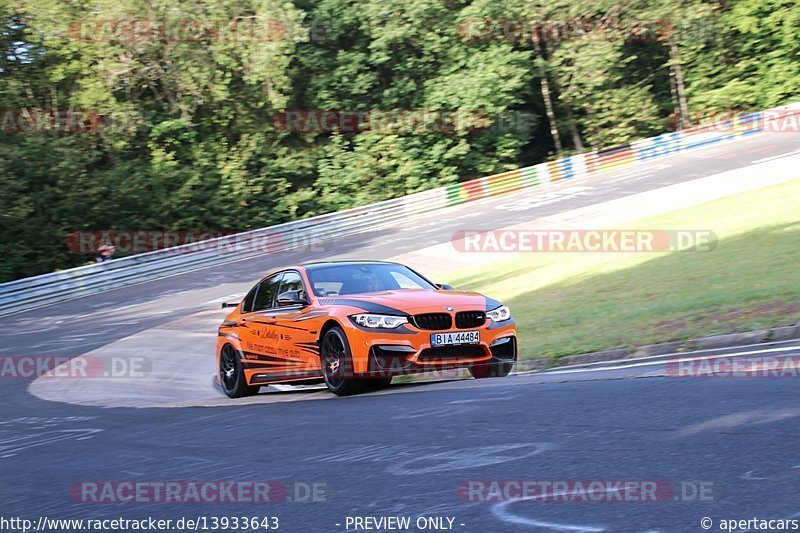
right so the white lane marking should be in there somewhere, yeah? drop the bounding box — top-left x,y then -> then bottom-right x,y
606,164 -> 669,183
515,345 -> 800,377
751,149 -> 800,164
494,186 -> 593,212
536,338 -> 800,372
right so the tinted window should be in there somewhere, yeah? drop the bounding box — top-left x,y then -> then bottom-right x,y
306,264 -> 435,296
242,285 -> 259,313
277,271 -> 306,300
252,274 -> 280,311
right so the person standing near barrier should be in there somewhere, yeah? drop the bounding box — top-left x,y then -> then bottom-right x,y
94,244 -> 116,263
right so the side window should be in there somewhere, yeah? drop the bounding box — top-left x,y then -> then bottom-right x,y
277,271 -> 306,300
241,285 -> 259,313
252,274 -> 280,312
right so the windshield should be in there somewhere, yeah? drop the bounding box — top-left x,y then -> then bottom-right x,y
306,263 -> 436,296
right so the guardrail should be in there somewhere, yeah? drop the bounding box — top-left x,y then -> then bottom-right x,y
1,104 -> 795,316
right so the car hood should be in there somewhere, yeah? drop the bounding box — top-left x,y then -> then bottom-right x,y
320,289 -> 502,314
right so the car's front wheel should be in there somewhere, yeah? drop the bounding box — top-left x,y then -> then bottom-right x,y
320,327 -> 365,396
468,360 -> 514,379
219,344 -> 261,398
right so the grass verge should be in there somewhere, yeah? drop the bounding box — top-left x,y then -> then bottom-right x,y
450,178 -> 800,360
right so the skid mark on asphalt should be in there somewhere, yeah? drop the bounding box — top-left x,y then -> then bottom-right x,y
386,443 -> 552,476
305,442 -> 552,476
0,415 -> 97,427
392,404 -> 476,419
353,494 -> 477,527
390,394 -> 518,419
741,470 -> 768,481
491,486 -> 622,532
305,444 -> 444,464
446,394 -> 516,404
0,416 -> 103,458
672,407 -> 800,437
0,428 -> 103,457
739,463 -> 800,483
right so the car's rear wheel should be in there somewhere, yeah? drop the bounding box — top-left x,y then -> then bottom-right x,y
220,344 -> 261,398
321,327 -> 365,396
469,360 -> 514,379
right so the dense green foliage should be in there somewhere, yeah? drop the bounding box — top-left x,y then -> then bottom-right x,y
1,0 -> 797,281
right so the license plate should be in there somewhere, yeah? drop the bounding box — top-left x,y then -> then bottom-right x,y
431,330 -> 480,346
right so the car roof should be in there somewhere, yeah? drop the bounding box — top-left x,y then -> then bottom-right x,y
252,261 -> 436,289
252,261 -> 402,282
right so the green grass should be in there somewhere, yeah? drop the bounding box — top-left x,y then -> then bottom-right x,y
451,179 -> 800,360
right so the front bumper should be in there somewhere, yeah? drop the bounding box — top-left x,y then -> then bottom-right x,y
345,318 -> 517,376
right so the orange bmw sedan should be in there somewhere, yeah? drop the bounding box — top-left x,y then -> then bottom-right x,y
216,261 -> 517,396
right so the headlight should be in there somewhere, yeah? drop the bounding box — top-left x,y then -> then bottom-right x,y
486,305 -> 511,322
351,314 -> 408,329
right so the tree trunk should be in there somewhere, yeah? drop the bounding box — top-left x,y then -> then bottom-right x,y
565,106 -> 584,151
537,42 -> 562,154
669,39 -> 690,128
587,104 -> 600,152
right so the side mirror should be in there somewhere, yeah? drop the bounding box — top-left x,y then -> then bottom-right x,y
277,290 -> 310,307
436,283 -> 455,290
221,302 -> 239,308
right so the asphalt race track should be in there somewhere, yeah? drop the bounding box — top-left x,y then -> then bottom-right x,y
2,132 -> 800,532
